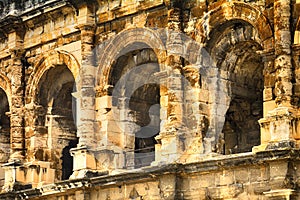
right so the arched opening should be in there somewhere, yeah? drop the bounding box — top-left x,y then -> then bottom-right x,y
222,42 -> 263,154
208,22 -> 264,154
110,46 -> 160,168
37,64 -> 77,180
0,88 -> 10,186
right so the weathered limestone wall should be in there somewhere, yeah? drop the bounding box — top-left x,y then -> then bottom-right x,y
0,0 -> 300,199
5,151 -> 299,200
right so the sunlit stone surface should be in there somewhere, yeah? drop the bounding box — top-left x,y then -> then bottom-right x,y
0,0 -> 299,199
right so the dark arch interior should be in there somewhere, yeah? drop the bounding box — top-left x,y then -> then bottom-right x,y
221,42 -> 263,154
130,83 -> 160,168
61,139 -> 77,180
0,88 -> 10,163
37,64 -> 77,180
208,21 -> 264,155
111,46 -> 160,168
207,20 -> 256,53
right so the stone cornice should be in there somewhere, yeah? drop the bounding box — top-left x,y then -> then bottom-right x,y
0,1 -> 71,22
1,149 -> 300,199
0,15 -> 23,36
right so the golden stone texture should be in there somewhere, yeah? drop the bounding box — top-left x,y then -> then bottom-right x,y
0,0 -> 299,199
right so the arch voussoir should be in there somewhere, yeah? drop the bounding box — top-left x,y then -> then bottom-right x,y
197,2 -> 273,49
26,50 -> 80,103
96,27 -> 166,93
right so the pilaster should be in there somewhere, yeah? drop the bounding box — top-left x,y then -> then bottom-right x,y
154,5 -> 186,164
254,0 -> 299,152
8,30 -> 25,161
76,23 -> 96,148
71,3 -> 98,178
273,0 -> 293,106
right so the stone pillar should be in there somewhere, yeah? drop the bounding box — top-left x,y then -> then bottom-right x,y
70,4 -> 97,178
2,30 -> 25,191
76,23 -> 96,148
154,6 -> 186,164
273,0 -> 293,107
24,103 -> 48,159
255,52 -> 275,149
94,90 -> 126,170
255,0 -> 298,151
8,32 -> 25,161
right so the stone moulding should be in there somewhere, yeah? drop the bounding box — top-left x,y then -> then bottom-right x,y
1,149 -> 299,199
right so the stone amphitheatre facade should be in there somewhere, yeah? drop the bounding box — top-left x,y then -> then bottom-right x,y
0,0 -> 299,199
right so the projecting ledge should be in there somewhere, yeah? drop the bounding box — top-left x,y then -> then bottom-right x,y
264,189 -> 295,200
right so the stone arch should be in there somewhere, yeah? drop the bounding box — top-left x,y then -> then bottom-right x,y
196,2 -> 273,49
201,19 -> 264,154
103,49 -> 161,169
95,28 -> 166,168
25,50 -> 80,181
26,50 -> 80,104
209,22 -> 263,68
96,27 -> 166,91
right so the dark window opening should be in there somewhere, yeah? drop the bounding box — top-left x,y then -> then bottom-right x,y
110,47 -> 160,168
222,98 -> 262,154
61,139 -> 78,180
130,84 -> 160,168
221,44 -> 263,155
37,65 -> 78,180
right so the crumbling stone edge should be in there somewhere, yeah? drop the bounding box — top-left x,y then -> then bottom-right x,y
0,148 -> 299,199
